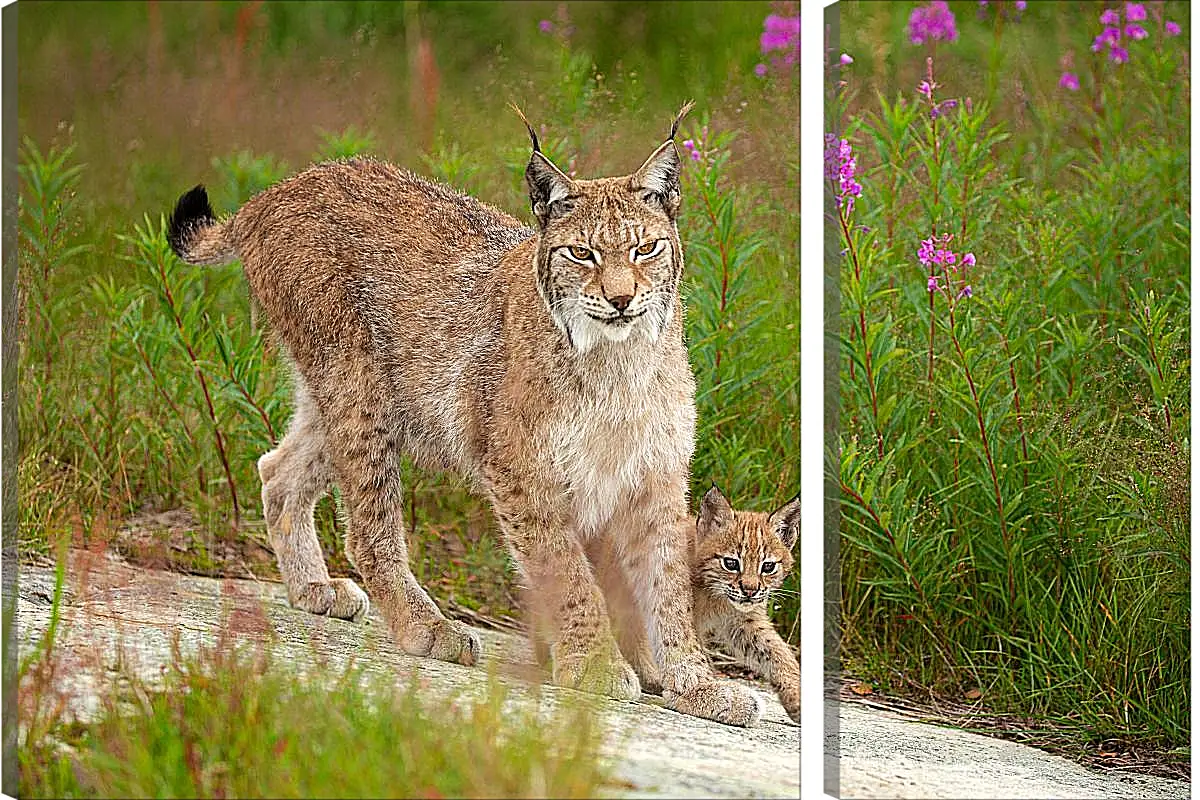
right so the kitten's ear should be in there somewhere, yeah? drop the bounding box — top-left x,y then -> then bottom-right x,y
767,494 -> 801,551
697,484 -> 734,539
511,103 -> 575,227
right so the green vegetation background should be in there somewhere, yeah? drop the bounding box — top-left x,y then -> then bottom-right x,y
832,0 -> 1189,770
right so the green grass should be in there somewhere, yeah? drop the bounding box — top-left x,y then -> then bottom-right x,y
16,1 -> 797,650
831,0 -> 1189,766
18,560 -> 611,798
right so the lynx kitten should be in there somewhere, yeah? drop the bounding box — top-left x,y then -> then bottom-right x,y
592,486 -> 799,722
166,103 -> 761,727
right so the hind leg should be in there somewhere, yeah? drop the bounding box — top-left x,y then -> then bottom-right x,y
260,382 -> 369,622
319,386 -> 479,666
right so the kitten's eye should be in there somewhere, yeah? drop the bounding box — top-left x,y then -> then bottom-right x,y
721,556 -> 740,572
761,561 -> 778,575
633,240 -> 663,258
565,245 -> 594,263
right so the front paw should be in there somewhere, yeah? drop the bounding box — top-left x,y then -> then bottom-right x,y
659,653 -> 713,697
666,680 -> 764,728
552,649 -> 641,701
399,619 -> 482,667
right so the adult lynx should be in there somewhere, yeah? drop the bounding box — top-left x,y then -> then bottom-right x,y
166,104 -> 761,726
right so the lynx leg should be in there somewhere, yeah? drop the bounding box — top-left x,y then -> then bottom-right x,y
586,537 -> 663,694
322,396 -> 479,667
487,474 -> 639,701
260,388 -> 369,622
609,477 -> 762,727
717,612 -> 800,723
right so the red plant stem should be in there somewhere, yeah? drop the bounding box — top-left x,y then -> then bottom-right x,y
836,196 -> 883,457
948,307 -> 1014,605
156,256 -> 241,530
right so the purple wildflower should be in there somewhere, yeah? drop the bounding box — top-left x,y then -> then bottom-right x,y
1099,8 -> 1121,26
1110,45 -> 1129,63
918,80 -> 934,99
825,133 -> 863,213
681,139 -> 703,162
963,252 -> 976,267
1124,2 -> 1147,22
1165,21 -> 1181,36
538,19 -> 554,34
958,285 -> 973,299
754,63 -> 768,77
1125,23 -> 1147,40
840,53 -> 854,65
759,13 -> 800,74
1015,0 -> 1026,9
1059,71 -> 1080,90
908,1 -> 958,45
928,275 -> 940,292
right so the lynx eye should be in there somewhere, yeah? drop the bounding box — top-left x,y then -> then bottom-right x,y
761,561 -> 778,575
564,245 -> 595,263
632,239 -> 664,259
720,556 -> 741,572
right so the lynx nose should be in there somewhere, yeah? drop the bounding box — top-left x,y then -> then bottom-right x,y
608,294 -> 634,313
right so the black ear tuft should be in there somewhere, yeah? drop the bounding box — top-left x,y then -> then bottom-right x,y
167,185 -> 215,257
669,100 -> 695,141
509,102 -> 541,153
767,493 -> 800,550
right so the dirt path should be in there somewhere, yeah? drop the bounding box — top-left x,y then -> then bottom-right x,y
16,551 -> 800,799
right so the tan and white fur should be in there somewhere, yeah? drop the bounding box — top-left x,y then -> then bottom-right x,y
165,103 -> 761,727
591,486 -> 799,722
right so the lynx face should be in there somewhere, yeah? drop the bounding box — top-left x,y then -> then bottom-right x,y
694,486 -> 799,613
526,140 -> 685,354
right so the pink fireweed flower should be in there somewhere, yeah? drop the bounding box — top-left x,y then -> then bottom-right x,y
1099,8 -> 1121,26
1125,23 -> 1147,40
928,275 -> 940,292
963,252 -> 976,267
1110,45 -> 1129,63
754,63 -> 768,77
1059,71 -> 1081,90
1165,21 -> 1181,36
840,53 -> 854,65
825,133 -> 863,213
1124,2 -> 1147,22
958,285 -> 973,299
918,80 -> 935,99
1015,1 -> 1026,9
681,139 -> 703,162
759,13 -> 800,74
908,1 -> 958,45
538,19 -> 554,34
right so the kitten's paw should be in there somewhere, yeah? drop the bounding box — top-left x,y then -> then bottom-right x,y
666,680 -> 764,728
553,650 -> 642,701
289,579 -> 369,622
399,618 -> 482,666
779,679 -> 800,723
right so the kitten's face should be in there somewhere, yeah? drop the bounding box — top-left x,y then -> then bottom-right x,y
693,487 -> 799,613
525,140 -> 684,354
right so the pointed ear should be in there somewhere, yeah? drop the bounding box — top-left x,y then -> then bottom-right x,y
525,151 -> 576,227
628,140 -> 682,218
767,494 -> 800,551
697,484 -> 734,540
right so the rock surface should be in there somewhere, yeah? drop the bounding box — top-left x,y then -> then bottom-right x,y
16,551 -> 800,799
831,701 -> 1189,799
